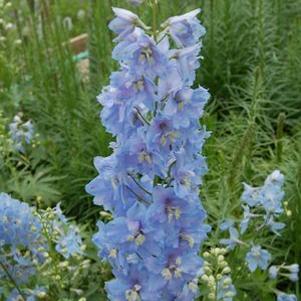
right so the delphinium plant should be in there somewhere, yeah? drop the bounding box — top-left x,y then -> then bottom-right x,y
201,171 -> 299,301
8,113 -> 36,153
86,1 -> 211,300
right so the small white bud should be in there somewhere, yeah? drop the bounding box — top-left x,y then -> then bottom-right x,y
222,267 -> 231,274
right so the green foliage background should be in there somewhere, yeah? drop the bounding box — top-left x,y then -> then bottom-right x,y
0,0 -> 300,300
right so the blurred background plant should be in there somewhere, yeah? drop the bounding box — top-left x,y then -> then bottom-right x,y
0,0 -> 300,300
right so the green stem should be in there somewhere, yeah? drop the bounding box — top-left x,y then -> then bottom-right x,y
152,0 -> 158,40
276,112 -> 285,163
135,107 -> 150,125
125,185 -> 151,205
128,173 -> 152,195
0,260 -> 26,300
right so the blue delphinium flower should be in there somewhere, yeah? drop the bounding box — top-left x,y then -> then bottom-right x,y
52,203 -> 83,259
87,5 -> 210,300
8,114 -> 35,153
277,293 -> 297,301
268,265 -> 278,279
7,287 -> 46,301
268,264 -> 299,283
216,276 -> 236,301
240,170 -> 285,234
219,219 -> 235,232
0,193 -> 42,250
286,264 -> 299,282
220,227 -> 240,250
245,245 -> 271,272
0,193 -> 45,298
7,289 -> 24,301
55,226 -> 82,259
164,9 -> 206,48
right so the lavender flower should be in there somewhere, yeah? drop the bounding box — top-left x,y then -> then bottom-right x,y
87,5 -> 210,300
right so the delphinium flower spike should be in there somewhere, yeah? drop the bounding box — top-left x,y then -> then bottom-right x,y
86,4 -> 210,300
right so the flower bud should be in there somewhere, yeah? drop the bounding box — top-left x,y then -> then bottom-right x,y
201,274 -> 209,282
222,267 -> 231,274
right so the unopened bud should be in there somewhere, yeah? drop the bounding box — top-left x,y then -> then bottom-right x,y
222,267 -> 231,274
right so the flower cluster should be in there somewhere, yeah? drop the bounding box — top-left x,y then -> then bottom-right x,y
0,194 -> 84,300
218,171 -> 298,300
8,113 -> 35,153
200,248 -> 236,301
241,170 -> 285,235
87,5 -> 210,300
269,264 -> 299,282
0,193 -> 41,249
0,192 -> 44,299
245,245 -> 271,272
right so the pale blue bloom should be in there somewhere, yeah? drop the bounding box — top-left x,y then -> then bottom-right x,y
245,245 -> 271,272
53,202 -> 68,224
283,264 -> 299,282
0,193 -> 42,250
241,170 -> 285,234
268,265 -> 278,279
220,227 -> 240,250
109,7 -> 140,40
8,115 -> 35,153
240,205 -> 252,234
288,272 -> 299,282
164,86 -> 210,129
6,287 -> 46,301
55,226 -> 82,259
219,219 -> 235,232
166,9 -> 205,47
266,216 -> 285,235
241,183 -> 263,207
7,289 -> 24,301
170,44 -> 201,85
286,264 -> 299,274
216,276 -> 236,301
277,293 -> 297,301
